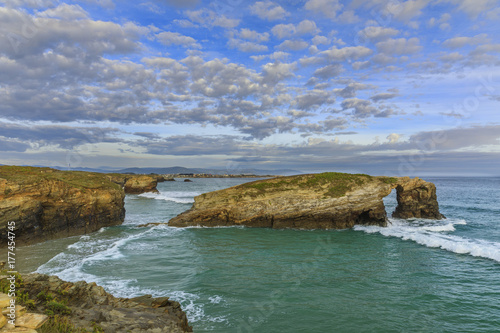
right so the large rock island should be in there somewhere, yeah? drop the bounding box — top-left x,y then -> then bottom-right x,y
169,173 -> 444,229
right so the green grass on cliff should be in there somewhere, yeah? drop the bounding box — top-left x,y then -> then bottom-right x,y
243,172 -> 379,198
0,166 -> 121,192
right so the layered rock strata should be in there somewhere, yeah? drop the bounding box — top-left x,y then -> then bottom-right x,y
169,173 -> 444,229
0,166 -> 126,247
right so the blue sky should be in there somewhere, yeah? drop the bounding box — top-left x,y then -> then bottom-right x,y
0,0 -> 499,175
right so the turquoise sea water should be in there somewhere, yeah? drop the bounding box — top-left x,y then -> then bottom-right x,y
17,177 -> 500,332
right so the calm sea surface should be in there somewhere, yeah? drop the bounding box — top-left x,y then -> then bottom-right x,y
17,177 -> 500,332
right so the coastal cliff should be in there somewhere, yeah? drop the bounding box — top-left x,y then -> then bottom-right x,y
169,173 -> 444,229
0,166 -> 126,247
106,174 -> 160,194
3,272 -> 192,332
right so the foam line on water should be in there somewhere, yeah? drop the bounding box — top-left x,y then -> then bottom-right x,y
354,218 -> 500,263
138,192 -> 194,203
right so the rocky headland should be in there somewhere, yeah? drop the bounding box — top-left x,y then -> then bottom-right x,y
0,272 -> 192,332
0,166 -> 163,247
0,166 -> 126,247
169,173 -> 445,229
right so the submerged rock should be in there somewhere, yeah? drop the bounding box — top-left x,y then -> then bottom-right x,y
169,173 -> 444,229
0,166 -> 125,247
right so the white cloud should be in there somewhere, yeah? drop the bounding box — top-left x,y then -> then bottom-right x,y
439,52 -> 464,62
249,1 -> 289,21
0,0 -> 56,7
371,92 -> 399,102
186,9 -> 240,28
271,20 -> 319,39
156,31 -> 201,48
78,0 -> 115,8
38,4 -> 89,19
471,43 -> 500,55
358,26 -> 399,42
312,35 -> 329,45
386,133 -> 402,143
277,40 -> 309,51
338,9 -> 360,23
442,34 -> 490,48
227,39 -> 268,53
333,82 -> 375,98
313,64 -> 344,79
389,0 -> 430,22
376,37 -> 422,55
237,28 -> 270,42
261,61 -> 297,84
444,0 -> 498,18
304,0 -> 343,19
321,45 -> 373,61
296,20 -> 319,35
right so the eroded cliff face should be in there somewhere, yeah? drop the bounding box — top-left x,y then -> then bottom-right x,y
18,273 -> 192,332
0,166 -> 125,247
169,173 -> 444,229
106,174 -> 159,194
392,177 -> 445,219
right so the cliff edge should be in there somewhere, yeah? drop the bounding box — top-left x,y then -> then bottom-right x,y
1,272 -> 192,332
169,172 -> 444,229
0,166 -> 126,247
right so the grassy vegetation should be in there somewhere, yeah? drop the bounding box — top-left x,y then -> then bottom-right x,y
0,166 -> 121,192
242,172 -> 378,198
379,176 -> 398,184
0,270 -> 104,332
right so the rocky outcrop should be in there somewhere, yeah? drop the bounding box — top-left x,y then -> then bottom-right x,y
392,177 -> 445,219
106,174 -> 159,194
169,173 -> 444,229
0,166 -> 126,247
17,274 -> 192,333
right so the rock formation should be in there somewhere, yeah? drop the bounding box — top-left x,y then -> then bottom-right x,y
0,166 -> 125,247
392,177 -> 445,219
169,173 -> 444,229
16,273 -> 192,332
106,174 -> 159,194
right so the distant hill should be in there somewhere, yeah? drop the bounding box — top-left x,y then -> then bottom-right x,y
0,164 -> 301,176
115,166 -> 301,176
116,166 -> 203,174
33,165 -> 116,173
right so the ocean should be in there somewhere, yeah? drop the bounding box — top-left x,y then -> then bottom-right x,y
17,177 -> 500,332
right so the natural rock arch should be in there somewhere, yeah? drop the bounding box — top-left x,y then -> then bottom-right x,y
169,173 -> 445,229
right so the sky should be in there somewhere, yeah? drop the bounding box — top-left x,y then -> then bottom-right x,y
0,0 -> 499,176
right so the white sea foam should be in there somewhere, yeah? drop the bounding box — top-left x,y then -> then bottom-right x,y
354,218 -> 500,263
138,192 -> 195,204
421,223 -> 456,232
209,295 -> 223,304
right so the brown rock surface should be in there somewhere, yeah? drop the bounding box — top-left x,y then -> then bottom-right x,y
0,166 -> 125,247
106,174 -> 159,194
13,313 -> 48,329
20,274 -> 192,333
169,172 -> 444,229
392,177 -> 445,219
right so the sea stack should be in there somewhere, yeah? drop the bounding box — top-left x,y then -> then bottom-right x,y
169,172 -> 445,229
